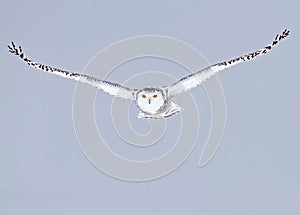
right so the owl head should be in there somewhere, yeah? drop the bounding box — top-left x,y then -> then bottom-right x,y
135,88 -> 166,115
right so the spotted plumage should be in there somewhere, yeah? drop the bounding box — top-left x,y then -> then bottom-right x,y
8,29 -> 290,119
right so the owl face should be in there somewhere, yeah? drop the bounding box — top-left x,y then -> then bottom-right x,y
136,88 -> 166,114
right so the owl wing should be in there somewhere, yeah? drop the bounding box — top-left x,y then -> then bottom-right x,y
8,42 -> 136,100
166,29 -> 290,97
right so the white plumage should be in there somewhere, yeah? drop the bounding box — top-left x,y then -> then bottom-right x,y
8,29 -> 290,119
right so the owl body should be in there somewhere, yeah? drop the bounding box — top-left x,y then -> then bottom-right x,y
135,87 -> 183,119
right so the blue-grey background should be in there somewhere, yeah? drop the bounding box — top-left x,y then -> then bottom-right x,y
1,0 -> 299,214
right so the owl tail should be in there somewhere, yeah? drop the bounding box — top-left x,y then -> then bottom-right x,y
165,102 -> 184,117
137,102 -> 183,119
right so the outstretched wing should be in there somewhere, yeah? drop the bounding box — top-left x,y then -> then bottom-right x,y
166,29 -> 290,97
8,42 -> 136,100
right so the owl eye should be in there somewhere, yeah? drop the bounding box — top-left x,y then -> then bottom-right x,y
153,94 -> 158,98
142,94 -> 147,98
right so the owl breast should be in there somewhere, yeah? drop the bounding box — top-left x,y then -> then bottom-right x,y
135,88 -> 167,115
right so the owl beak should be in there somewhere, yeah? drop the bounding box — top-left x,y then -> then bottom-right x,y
148,99 -> 151,104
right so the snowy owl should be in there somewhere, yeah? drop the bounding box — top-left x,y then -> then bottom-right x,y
8,29 -> 290,119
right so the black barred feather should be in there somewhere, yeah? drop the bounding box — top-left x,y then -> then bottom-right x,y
167,29 -> 290,96
7,42 -> 136,100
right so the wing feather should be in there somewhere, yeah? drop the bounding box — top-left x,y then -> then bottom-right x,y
167,29 -> 290,97
8,42 -> 136,100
